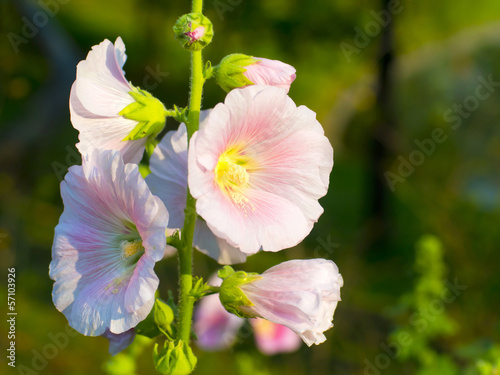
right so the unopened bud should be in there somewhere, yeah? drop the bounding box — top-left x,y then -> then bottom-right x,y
173,13 -> 213,51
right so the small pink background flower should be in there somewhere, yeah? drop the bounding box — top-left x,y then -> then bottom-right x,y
147,121 -> 247,264
70,37 -> 147,164
194,275 -> 245,351
188,85 -> 333,254
243,57 -> 296,93
250,318 -> 301,355
50,148 -> 169,336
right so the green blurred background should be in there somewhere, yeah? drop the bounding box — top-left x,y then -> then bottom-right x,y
1,0 -> 500,374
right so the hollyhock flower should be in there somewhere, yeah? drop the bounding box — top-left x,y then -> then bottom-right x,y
103,329 -> 136,356
214,54 -> 296,93
49,148 -> 169,336
250,318 -> 301,355
188,85 -> 333,254
193,275 -> 244,351
218,259 -> 343,346
146,122 -> 247,264
70,37 -> 167,164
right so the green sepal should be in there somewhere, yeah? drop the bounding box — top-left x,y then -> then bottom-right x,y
120,87 -> 168,142
167,230 -> 182,250
203,61 -> 213,80
154,299 -> 176,340
189,276 -> 220,300
218,267 -> 261,319
213,54 -> 257,92
153,340 -> 197,375
171,105 -> 189,124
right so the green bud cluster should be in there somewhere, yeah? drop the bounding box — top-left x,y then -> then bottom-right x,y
153,340 -> 197,375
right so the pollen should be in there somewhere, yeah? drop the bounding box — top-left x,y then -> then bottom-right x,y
215,148 -> 253,206
216,158 -> 249,186
120,239 -> 144,259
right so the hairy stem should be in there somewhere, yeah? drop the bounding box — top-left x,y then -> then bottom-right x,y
176,0 -> 205,344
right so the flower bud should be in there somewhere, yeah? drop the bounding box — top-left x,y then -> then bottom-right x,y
173,13 -> 213,51
153,340 -> 197,375
214,54 -> 296,93
218,259 -> 343,346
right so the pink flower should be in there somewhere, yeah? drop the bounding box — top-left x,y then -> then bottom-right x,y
70,37 -> 158,164
243,57 -> 296,93
146,121 -> 247,264
102,329 -> 136,356
188,85 -> 333,254
250,319 -> 301,355
220,259 -> 343,346
49,148 -> 169,336
193,275 -> 244,351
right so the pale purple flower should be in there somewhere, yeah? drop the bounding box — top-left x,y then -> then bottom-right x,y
250,318 -> 301,355
50,148 -> 169,336
70,37 -> 146,164
188,85 -> 333,254
146,121 -> 247,264
243,57 -> 296,93
103,329 -> 136,356
194,275 -> 244,351
237,259 -> 343,346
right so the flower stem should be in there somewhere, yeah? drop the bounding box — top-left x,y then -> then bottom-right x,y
176,0 -> 205,344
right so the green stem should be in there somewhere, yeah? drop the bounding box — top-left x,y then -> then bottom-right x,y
176,0 -> 205,344
192,0 -> 203,14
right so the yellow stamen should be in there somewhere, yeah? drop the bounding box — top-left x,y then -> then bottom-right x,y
215,147 -> 253,207
216,157 -> 249,186
120,239 -> 144,259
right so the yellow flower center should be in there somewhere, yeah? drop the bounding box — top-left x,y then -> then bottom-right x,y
215,147 -> 253,206
120,239 -> 144,259
216,157 -> 249,186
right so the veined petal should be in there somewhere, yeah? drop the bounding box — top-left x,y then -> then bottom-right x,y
70,37 -> 163,164
188,85 -> 333,253
147,122 -> 247,264
50,149 -> 169,336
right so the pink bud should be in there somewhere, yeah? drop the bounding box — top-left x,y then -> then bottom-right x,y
185,25 -> 205,45
237,259 -> 343,346
243,57 -> 296,93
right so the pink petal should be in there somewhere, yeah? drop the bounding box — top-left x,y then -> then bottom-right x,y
147,123 -> 247,264
188,85 -> 333,254
243,57 -> 296,93
50,149 -> 169,336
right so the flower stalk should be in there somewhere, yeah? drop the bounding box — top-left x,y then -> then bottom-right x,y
176,0 -> 206,345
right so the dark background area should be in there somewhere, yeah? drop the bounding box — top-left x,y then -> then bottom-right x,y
1,0 -> 499,374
